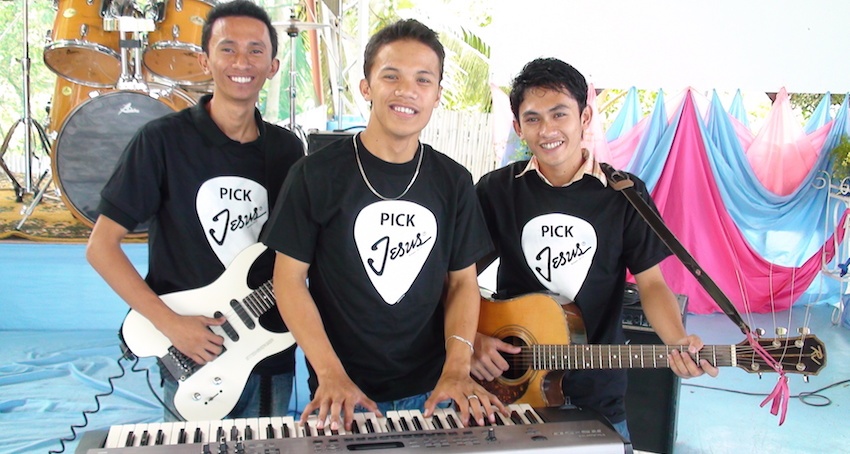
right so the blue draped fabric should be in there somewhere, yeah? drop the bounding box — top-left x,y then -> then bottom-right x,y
625,89 -> 676,190
728,89 -> 750,128
605,87 -> 640,142
804,92 -> 834,134
701,92 -> 845,265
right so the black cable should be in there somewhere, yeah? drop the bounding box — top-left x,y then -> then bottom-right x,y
129,357 -> 182,421
681,378 -> 850,408
49,355 -> 128,454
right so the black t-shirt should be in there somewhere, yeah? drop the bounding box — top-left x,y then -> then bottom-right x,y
263,134 -> 492,401
475,161 -> 670,423
100,95 -> 304,373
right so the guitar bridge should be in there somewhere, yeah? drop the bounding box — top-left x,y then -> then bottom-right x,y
163,347 -> 201,381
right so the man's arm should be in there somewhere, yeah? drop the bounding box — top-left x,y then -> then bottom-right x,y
635,265 -> 719,378
86,215 -> 225,365
424,264 -> 505,426
272,252 -> 378,431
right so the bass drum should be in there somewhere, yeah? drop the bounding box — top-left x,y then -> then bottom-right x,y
47,77 -> 100,136
52,85 -> 195,233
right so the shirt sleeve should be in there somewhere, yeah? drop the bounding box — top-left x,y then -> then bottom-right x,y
448,170 -> 493,271
261,158 -> 318,264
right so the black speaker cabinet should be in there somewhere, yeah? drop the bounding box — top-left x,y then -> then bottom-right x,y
622,292 -> 688,454
307,131 -> 356,154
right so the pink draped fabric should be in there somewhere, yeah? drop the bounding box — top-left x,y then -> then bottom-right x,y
746,88 -> 830,196
584,85 -> 613,163
608,117 -> 649,169
585,86 -> 644,169
653,91 -> 845,314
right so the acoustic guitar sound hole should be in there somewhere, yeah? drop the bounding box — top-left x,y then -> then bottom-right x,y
501,336 -> 527,380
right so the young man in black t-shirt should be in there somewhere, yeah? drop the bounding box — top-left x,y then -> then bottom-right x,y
86,1 -> 303,421
263,19 -> 504,432
473,58 -> 718,440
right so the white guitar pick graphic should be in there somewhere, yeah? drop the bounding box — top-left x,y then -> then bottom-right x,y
197,176 -> 268,267
354,200 -> 437,305
521,213 -> 597,300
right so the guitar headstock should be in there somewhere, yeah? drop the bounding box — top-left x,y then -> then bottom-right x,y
734,335 -> 826,375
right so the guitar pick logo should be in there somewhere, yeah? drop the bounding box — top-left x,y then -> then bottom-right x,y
197,176 -> 268,267
521,213 -> 596,300
354,200 -> 437,305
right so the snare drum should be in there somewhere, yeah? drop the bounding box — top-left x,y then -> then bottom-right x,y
51,85 -> 195,232
144,0 -> 215,86
44,0 -> 121,88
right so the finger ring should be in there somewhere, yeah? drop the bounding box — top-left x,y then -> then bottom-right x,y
467,394 -> 479,401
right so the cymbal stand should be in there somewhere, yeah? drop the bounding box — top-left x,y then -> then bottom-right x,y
0,0 -> 54,229
284,13 -> 307,145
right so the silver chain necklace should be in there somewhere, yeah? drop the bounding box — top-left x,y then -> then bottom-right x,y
353,133 -> 423,201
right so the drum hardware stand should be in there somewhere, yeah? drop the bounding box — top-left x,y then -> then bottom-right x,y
0,0 -> 56,229
274,12 -> 328,148
104,15 -> 155,92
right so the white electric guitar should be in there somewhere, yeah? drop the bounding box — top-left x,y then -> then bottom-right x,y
119,243 -> 295,421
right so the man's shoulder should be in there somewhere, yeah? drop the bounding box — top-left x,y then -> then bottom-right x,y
478,161 -> 528,187
423,144 -> 474,178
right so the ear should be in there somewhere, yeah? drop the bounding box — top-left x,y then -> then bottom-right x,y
198,52 -> 210,75
433,85 -> 442,108
580,105 -> 592,131
267,57 -> 280,80
512,118 -> 523,138
359,78 -> 371,101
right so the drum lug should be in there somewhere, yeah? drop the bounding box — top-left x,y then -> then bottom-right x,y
80,23 -> 88,39
176,0 -> 183,12
172,24 -> 180,40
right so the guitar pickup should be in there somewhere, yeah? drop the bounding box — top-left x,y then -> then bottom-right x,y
214,311 -> 240,342
230,299 -> 256,329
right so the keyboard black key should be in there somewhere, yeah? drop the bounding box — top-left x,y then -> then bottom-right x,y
431,416 -> 443,430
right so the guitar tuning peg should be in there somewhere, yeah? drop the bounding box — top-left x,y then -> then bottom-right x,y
757,372 -> 763,379
755,328 -> 766,336
797,326 -> 811,335
775,327 -> 787,337
803,375 -> 810,383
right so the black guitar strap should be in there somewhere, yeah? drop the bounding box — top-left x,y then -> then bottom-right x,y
599,162 -> 751,335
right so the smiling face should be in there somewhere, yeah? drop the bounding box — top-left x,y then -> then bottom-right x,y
514,87 -> 592,185
359,39 -> 442,146
199,15 -> 279,106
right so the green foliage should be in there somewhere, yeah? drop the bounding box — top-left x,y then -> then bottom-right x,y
830,135 -> 850,179
790,93 -> 844,120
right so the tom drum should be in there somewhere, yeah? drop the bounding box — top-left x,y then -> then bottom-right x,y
44,0 -> 121,88
143,0 -> 215,86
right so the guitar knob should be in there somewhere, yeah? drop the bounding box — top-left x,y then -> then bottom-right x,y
214,377 -> 222,385
193,392 -> 202,401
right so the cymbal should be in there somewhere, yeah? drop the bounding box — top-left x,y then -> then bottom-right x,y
271,19 -> 329,33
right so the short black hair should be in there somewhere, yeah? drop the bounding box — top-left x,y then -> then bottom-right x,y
363,19 -> 445,81
201,0 -> 278,59
509,58 -> 588,120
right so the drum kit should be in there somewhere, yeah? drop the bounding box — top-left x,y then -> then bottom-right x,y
2,0 -> 328,232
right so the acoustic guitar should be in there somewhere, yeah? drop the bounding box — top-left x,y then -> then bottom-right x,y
476,293 -> 827,407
